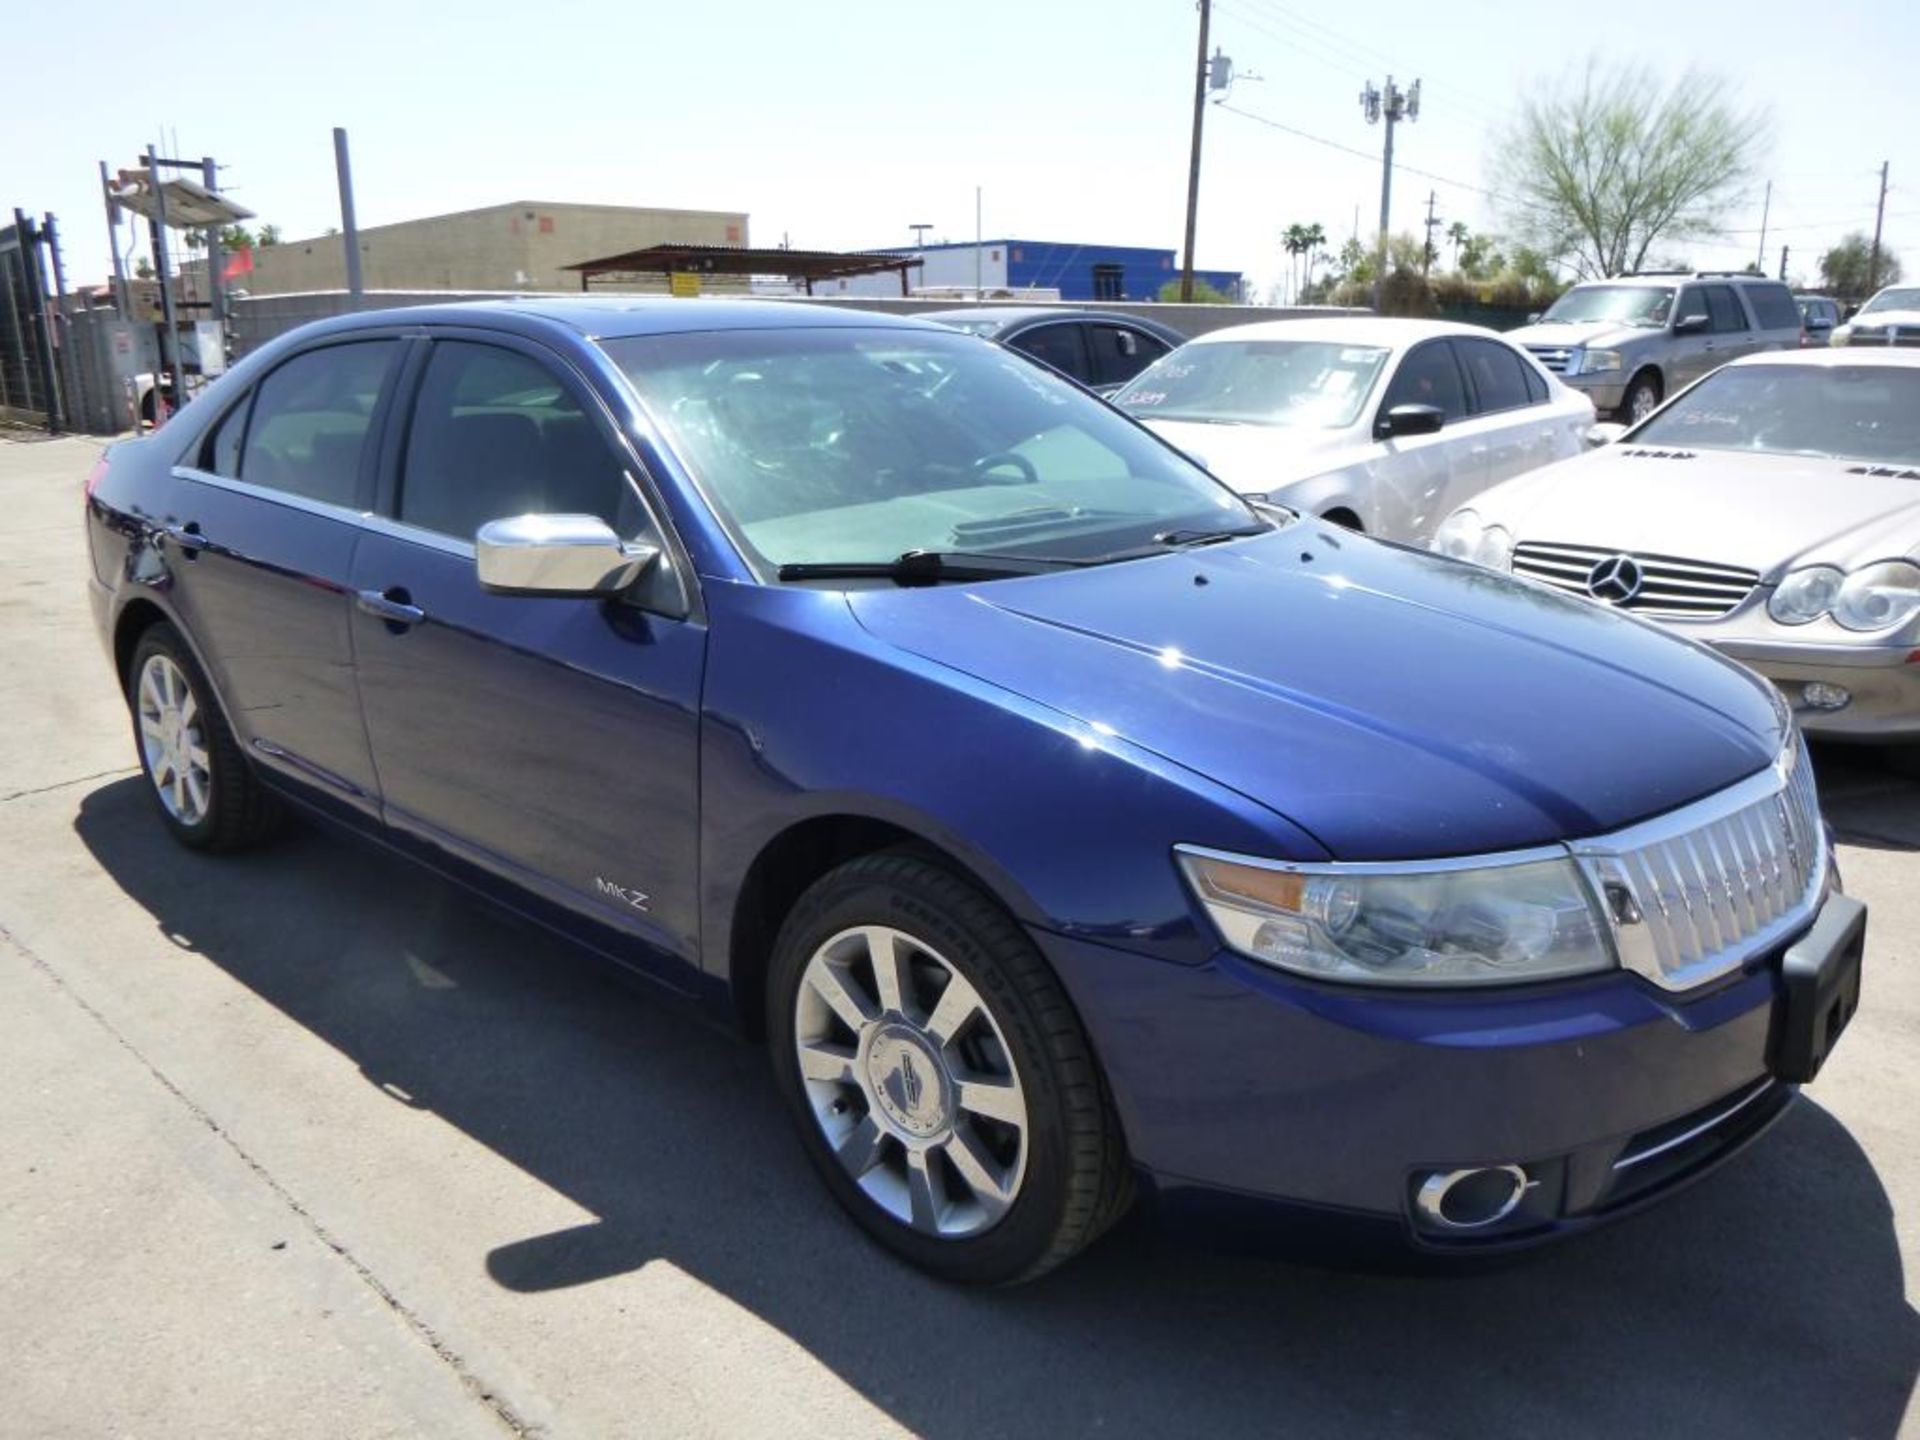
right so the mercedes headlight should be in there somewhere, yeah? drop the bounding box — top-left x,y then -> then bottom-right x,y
1768,566 -> 1846,625
1177,847 -> 1616,987
1431,509 -> 1515,570
1833,559 -> 1920,632
1575,349 -> 1622,375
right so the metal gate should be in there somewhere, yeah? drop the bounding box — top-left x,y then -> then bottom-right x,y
0,212 -> 65,432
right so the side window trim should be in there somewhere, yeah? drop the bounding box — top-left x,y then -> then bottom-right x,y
383,328 -> 701,622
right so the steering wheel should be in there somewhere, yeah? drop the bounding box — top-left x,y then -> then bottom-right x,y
971,451 -> 1040,485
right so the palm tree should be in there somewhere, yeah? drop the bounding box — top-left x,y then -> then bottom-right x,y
1301,222 -> 1327,300
1447,221 -> 1470,270
1281,224 -> 1311,304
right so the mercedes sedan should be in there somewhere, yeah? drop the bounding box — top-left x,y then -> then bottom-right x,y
87,300 -> 1861,1283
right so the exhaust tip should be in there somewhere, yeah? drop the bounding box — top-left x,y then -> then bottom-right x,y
1415,1164 -> 1530,1231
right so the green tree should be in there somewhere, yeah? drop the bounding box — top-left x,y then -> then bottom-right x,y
1282,223 -> 1312,302
1495,60 -> 1768,278
257,224 -> 281,246
218,224 -> 256,251
1157,277 -> 1235,304
1820,232 -> 1903,300
1446,220 -> 1470,268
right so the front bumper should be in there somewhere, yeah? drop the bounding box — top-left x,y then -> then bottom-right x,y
1710,637 -> 1920,742
1557,372 -> 1627,410
1038,887 -> 1856,1252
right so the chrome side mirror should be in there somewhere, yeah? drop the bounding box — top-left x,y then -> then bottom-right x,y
475,514 -> 657,596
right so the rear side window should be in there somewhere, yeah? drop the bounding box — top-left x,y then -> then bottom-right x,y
238,341 -> 397,508
1456,338 -> 1535,414
1745,283 -> 1803,331
1009,323 -> 1092,384
1089,324 -> 1171,387
1521,359 -> 1549,403
1380,341 -> 1468,422
399,341 -> 642,541
1703,286 -> 1749,333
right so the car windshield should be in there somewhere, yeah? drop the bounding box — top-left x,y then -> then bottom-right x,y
1111,340 -> 1388,428
1631,364 -> 1920,465
600,328 -> 1258,573
1540,285 -> 1675,327
1861,287 -> 1920,315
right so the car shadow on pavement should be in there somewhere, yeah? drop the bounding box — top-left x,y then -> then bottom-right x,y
1811,743 -> 1920,852
75,777 -> 1919,1440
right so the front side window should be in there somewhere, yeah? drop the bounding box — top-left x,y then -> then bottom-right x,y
1541,285 -> 1674,327
240,341 -> 397,507
1009,324 -> 1091,383
1115,340 -> 1389,428
1632,364 -> 1920,464
1380,341 -> 1469,422
1090,324 -> 1170,387
1456,338 -> 1535,414
601,328 -> 1255,573
399,341 -> 642,541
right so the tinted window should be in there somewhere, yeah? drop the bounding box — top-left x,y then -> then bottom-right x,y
1674,288 -> 1708,326
1744,283 -> 1802,331
1521,359 -> 1549,403
1704,286 -> 1749,333
400,341 -> 641,541
200,394 -> 249,478
1457,338 -> 1535,414
1381,341 -> 1468,422
239,342 -> 396,507
1009,323 -> 1092,383
1089,324 -> 1171,387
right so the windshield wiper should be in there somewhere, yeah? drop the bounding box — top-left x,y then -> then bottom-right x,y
1081,522 -> 1274,566
776,549 -> 1083,585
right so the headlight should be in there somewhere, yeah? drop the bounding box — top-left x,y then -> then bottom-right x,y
1769,566 -> 1846,625
1833,559 -> 1920,631
1831,325 -> 1853,346
1431,509 -> 1515,570
1177,848 -> 1616,987
1575,349 -> 1622,375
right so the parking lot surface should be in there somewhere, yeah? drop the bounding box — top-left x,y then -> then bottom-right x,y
3,433 -> 1916,1439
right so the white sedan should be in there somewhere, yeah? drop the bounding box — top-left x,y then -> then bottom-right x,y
1110,318 -> 1594,541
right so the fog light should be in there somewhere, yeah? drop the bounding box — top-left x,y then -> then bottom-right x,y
1802,682 -> 1851,712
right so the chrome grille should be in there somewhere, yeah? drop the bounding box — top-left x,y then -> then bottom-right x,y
1523,345 -> 1572,373
1574,740 -> 1825,992
1512,541 -> 1759,619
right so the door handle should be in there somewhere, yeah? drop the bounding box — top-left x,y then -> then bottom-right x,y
356,587 -> 427,626
162,521 -> 208,555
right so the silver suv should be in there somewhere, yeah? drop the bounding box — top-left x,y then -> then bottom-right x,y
1506,272 -> 1805,422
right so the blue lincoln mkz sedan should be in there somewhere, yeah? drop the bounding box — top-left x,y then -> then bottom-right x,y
86,299 -> 1865,1284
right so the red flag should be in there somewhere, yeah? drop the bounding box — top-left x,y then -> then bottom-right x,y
221,246 -> 254,281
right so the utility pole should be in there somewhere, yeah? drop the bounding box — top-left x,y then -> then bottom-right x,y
1422,190 -> 1439,277
202,155 -> 224,327
1754,180 -> 1771,273
1178,0 -> 1211,303
333,127 -> 364,304
1779,244 -> 1789,283
1360,76 -> 1419,312
146,144 -> 185,423
98,161 -> 131,316
1868,161 -> 1890,294
909,223 -> 931,250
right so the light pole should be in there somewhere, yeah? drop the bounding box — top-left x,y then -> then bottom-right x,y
1360,76 -> 1419,312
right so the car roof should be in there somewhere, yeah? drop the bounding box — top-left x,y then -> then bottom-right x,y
297,296 -> 945,343
916,306 -> 1183,337
1574,273 -> 1784,287
1182,316 -> 1506,348
1728,347 -> 1920,369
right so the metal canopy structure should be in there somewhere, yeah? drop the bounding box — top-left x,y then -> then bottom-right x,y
564,243 -> 920,295
107,172 -> 254,229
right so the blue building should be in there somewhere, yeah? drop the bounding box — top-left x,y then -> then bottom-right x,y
815,239 -> 1243,302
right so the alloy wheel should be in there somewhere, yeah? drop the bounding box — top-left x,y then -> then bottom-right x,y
137,653 -> 211,826
793,924 -> 1029,1238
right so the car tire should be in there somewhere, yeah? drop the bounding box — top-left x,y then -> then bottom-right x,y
1619,371 -> 1662,424
767,850 -> 1131,1285
127,622 -> 282,852
1886,746 -> 1920,780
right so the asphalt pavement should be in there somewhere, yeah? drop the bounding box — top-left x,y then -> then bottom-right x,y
2,432 -> 1916,1439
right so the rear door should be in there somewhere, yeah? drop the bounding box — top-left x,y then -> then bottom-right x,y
1702,283 -> 1753,368
347,332 -> 707,984
161,337 -> 402,817
1453,336 -> 1549,484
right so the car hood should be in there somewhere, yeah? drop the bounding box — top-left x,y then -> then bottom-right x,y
848,528 -> 1780,860
1848,309 -> 1920,330
1140,418 -> 1356,495
1505,320 -> 1649,350
1469,448 -> 1920,574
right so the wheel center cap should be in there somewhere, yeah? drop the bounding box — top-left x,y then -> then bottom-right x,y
865,1025 -> 950,1139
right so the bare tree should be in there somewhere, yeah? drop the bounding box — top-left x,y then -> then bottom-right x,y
1495,61 -> 1768,279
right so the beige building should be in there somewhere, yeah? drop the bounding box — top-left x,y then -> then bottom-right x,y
210,200 -> 750,296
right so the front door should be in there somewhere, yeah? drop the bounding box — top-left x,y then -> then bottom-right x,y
1370,338 -> 1480,539
348,335 -> 707,984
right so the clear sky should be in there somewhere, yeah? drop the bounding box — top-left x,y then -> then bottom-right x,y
11,0 -> 1916,300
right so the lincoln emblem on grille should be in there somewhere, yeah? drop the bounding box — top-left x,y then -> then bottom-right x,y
1586,554 -> 1645,603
